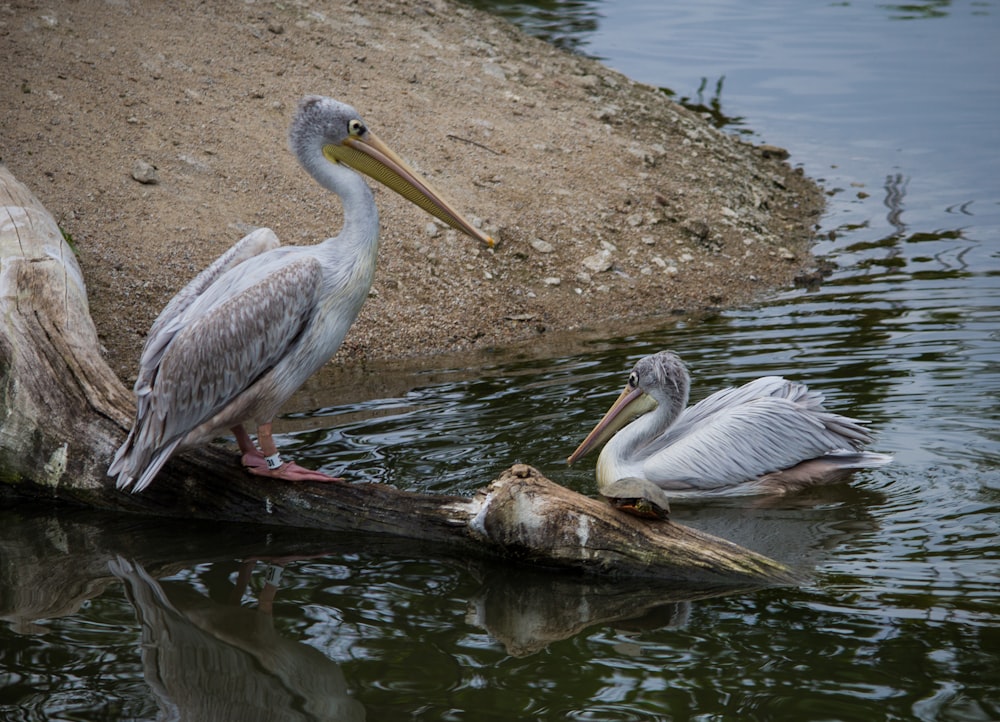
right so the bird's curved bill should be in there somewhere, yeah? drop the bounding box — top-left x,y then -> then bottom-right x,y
325,133 -> 494,247
566,385 -> 657,464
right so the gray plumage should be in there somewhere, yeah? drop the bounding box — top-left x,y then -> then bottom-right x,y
569,351 -> 891,497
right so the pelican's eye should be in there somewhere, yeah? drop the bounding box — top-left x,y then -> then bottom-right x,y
348,119 -> 366,137
627,371 -> 639,389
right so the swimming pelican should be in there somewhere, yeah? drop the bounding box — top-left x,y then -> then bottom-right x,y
110,95 -> 493,492
567,351 -> 890,514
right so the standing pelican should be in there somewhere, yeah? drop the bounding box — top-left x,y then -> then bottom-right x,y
567,351 -> 890,513
110,95 -> 493,492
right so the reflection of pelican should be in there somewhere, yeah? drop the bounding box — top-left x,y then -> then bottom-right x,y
110,95 -> 493,492
110,557 -> 365,721
568,351 -> 891,513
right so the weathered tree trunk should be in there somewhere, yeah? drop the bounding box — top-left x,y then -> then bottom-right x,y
0,165 -> 798,585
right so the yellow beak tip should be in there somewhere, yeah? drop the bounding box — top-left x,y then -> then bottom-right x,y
485,235 -> 496,248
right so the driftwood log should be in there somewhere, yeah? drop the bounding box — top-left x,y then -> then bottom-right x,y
0,165 -> 798,585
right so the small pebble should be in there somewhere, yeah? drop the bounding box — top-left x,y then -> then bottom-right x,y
530,238 -> 554,254
759,144 -> 790,160
582,250 -> 612,273
131,160 -> 159,185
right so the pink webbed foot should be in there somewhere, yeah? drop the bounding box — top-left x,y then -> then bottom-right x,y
241,451 -> 343,483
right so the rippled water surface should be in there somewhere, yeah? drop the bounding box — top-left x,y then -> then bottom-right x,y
3,1 -> 999,720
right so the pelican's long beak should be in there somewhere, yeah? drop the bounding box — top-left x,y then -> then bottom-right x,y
567,385 -> 657,464
325,132 -> 494,247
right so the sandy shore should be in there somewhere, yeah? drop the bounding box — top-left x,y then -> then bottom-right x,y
1,0 -> 824,384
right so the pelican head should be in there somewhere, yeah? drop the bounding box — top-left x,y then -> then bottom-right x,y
290,95 -> 494,247
567,351 -> 689,464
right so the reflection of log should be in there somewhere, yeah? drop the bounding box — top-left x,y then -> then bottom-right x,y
1,506 -> 755,658
466,564 -> 747,657
0,166 -> 797,585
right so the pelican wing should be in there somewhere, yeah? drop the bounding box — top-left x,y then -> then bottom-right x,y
643,394 -> 873,489
137,228 -> 280,396
666,376 -> 783,433
660,376 -> 831,446
141,256 -> 323,447
112,254 -> 323,491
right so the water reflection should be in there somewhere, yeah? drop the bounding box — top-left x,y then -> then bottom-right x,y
4,503 -> 872,719
110,557 -> 365,722
883,0 -> 955,20
0,508 -> 380,719
658,76 -> 749,132
459,0 -> 601,53
0,488 -> 900,719
466,568 -> 705,657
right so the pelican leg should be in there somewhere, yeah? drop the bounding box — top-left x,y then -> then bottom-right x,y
229,558 -> 256,605
233,423 -> 343,483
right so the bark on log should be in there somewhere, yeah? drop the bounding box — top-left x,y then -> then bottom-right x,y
0,165 -> 799,585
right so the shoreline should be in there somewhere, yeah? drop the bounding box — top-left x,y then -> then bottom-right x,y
0,0 -> 824,384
